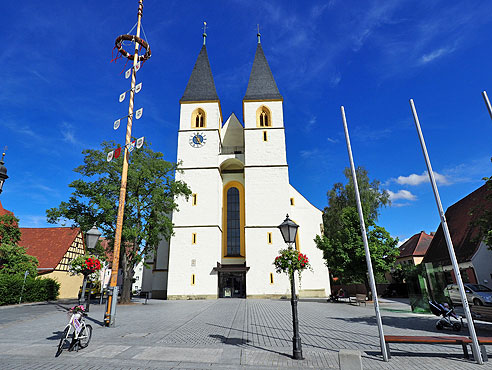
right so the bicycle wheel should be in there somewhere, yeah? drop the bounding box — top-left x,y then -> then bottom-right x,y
78,324 -> 92,348
55,327 -> 71,357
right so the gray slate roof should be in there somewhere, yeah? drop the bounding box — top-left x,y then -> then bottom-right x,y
180,45 -> 219,103
243,43 -> 282,101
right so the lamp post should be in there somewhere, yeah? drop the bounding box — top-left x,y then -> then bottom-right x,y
80,225 -> 101,311
0,151 -> 8,195
278,214 -> 303,360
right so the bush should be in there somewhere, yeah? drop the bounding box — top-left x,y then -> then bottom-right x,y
0,275 -> 60,305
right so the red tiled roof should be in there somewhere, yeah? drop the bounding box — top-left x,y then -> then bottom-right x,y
0,201 -> 13,216
423,183 -> 492,266
398,231 -> 433,258
18,227 -> 83,269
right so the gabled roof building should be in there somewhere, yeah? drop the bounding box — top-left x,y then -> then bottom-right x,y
19,227 -> 86,299
423,183 -> 492,291
397,231 -> 433,266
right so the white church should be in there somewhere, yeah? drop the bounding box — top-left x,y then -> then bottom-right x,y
146,34 -> 330,299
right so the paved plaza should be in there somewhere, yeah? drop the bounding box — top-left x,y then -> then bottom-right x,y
1,298 -> 491,369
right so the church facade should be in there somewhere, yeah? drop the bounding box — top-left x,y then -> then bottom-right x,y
148,36 -> 330,299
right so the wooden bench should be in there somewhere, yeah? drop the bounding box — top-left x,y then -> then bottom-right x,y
384,335 -> 491,361
349,294 -> 367,306
471,306 -> 492,323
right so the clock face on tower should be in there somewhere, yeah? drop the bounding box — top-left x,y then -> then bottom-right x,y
189,132 -> 207,148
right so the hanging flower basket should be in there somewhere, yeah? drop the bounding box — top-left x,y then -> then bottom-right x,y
273,248 -> 312,283
69,255 -> 102,279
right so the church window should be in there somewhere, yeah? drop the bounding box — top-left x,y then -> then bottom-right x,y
191,274 -> 195,285
263,131 -> 268,141
267,232 -> 272,244
191,108 -> 206,128
222,181 -> 245,258
256,106 -> 272,127
192,233 -> 197,244
192,193 -> 197,206
290,197 -> 295,206
226,187 -> 241,256
270,273 -> 274,284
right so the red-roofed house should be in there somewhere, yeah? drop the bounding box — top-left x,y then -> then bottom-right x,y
397,231 -> 433,266
0,200 -> 14,217
19,227 -> 86,299
423,183 -> 492,292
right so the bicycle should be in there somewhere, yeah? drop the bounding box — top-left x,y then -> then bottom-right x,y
56,305 -> 92,357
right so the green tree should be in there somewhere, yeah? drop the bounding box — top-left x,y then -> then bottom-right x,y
315,167 -> 398,297
46,140 -> 191,303
0,214 -> 38,277
477,161 -> 492,248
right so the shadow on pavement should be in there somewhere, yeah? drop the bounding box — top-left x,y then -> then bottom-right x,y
209,334 -> 292,359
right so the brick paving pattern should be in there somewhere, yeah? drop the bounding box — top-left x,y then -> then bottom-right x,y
0,298 -> 491,369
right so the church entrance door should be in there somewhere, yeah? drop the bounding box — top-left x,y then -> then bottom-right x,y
218,272 -> 246,298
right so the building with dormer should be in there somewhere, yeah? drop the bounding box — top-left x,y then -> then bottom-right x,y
149,34 -> 330,299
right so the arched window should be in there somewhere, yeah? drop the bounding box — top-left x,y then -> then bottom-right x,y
192,108 -> 206,128
256,106 -> 271,127
222,181 -> 245,258
226,187 -> 241,256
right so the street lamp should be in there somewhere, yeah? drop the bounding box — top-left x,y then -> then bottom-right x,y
0,151 -> 9,195
278,214 -> 303,360
80,225 -> 101,310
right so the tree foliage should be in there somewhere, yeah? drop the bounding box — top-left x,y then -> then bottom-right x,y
0,214 -> 38,277
46,140 -> 191,303
315,167 -> 398,296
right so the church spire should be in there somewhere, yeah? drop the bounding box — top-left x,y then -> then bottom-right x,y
180,25 -> 218,103
243,34 -> 282,101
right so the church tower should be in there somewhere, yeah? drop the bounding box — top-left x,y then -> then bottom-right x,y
163,33 -> 224,299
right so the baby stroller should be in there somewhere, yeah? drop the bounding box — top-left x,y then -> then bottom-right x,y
429,300 -> 462,331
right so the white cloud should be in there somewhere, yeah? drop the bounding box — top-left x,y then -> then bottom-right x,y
327,137 -> 338,143
388,189 -> 417,201
61,122 -> 77,145
419,47 -> 455,64
300,148 -> 321,159
395,171 -> 450,186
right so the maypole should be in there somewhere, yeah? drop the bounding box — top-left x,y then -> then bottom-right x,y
104,0 -> 151,327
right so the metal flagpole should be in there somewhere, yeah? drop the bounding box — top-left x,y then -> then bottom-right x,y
482,91 -> 492,121
340,106 -> 389,362
104,0 -> 144,327
409,99 -> 483,365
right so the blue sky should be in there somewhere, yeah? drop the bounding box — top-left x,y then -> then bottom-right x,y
1,0 -> 491,244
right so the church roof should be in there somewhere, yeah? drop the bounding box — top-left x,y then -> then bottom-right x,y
180,45 -> 219,103
244,43 -> 282,101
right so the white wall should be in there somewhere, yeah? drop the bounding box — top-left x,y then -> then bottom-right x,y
471,241 -> 492,289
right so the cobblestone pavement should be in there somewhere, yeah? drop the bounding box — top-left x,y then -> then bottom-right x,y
1,298 -> 491,369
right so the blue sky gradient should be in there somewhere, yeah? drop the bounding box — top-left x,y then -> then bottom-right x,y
1,0 -> 491,244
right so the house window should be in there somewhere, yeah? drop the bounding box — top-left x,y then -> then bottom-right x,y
290,197 -> 295,206
267,232 -> 272,244
192,233 -> 197,244
256,106 -> 272,127
270,273 -> 274,284
192,193 -> 197,206
191,274 -> 195,285
263,131 -> 268,141
192,108 -> 206,128
295,229 -> 300,251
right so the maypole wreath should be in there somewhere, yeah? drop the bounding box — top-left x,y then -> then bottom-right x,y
273,248 -> 312,284
114,34 -> 151,62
